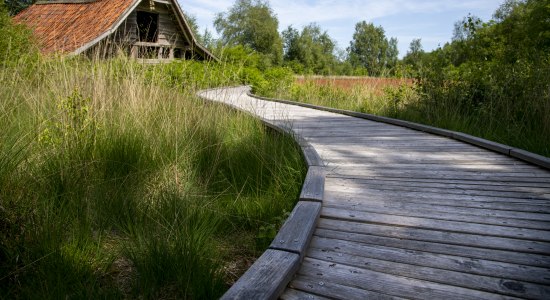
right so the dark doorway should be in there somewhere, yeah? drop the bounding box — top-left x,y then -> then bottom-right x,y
137,11 -> 158,42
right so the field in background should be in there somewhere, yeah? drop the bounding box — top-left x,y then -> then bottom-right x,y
283,76 -> 418,119
295,76 -> 413,95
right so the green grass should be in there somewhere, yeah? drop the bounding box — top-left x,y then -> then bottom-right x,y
0,56 -> 305,299
268,78 -> 549,158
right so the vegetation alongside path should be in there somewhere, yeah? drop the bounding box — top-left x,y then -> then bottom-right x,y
0,7 -> 305,299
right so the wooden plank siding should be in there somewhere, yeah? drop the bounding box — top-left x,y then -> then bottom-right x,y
199,86 -> 550,300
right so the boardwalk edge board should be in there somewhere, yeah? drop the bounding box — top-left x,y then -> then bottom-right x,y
198,88 -> 326,300
248,91 -> 550,170
269,201 -> 322,257
220,250 -> 301,300
299,166 -> 326,202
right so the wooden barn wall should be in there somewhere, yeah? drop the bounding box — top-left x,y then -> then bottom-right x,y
135,1 -> 191,49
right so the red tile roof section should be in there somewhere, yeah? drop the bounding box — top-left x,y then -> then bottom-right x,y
14,0 -> 136,54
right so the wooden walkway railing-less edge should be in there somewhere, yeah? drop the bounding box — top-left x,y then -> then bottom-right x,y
198,87 -> 327,300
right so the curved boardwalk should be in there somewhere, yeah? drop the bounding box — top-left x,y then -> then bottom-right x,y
200,86 -> 550,300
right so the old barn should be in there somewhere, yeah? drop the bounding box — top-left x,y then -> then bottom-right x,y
14,0 -> 216,62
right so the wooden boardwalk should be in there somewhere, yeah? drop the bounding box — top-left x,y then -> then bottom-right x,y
200,86 -> 550,300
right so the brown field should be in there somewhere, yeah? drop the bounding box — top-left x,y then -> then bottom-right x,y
295,76 -> 413,95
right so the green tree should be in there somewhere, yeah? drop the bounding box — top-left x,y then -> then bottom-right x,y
452,14 -> 483,42
282,25 -> 300,61
214,0 -> 283,67
416,0 -> 550,155
183,12 -> 215,49
282,23 -> 337,74
386,37 -> 399,71
0,1 -> 36,61
403,38 -> 425,74
348,21 -> 398,76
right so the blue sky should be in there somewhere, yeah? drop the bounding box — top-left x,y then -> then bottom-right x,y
178,0 -> 504,58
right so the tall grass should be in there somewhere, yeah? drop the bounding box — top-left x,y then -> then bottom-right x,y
0,55 -> 305,298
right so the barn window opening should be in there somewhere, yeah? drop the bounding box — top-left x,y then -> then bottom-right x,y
137,11 -> 158,42
173,48 -> 182,59
138,46 -> 159,59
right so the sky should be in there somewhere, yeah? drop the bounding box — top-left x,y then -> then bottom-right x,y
178,0 -> 505,58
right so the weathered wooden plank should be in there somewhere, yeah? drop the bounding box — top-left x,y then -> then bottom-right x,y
220,249 -> 300,300
269,201 -> 321,258
309,139 -> 469,147
322,157 -> 524,166
298,257 -> 509,300
306,135 -> 454,142
322,201 -> 550,230
315,145 -> 489,153
294,119 -> 404,127
307,246 -> 550,299
328,161 -> 550,172
323,197 -> 550,222
291,123 -> 392,130
315,148 -> 512,159
325,182 -> 550,203
311,140 -> 465,148
328,176 -> 550,194
279,288 -> 332,300
326,171 -> 550,183
327,169 -> 550,183
295,127 -> 420,135
325,185 -> 549,207
309,236 -> 550,287
319,153 -> 521,164
322,207 -> 550,241
317,218 -> 550,255
327,177 -> 550,200
315,228 -> 550,267
301,131 -> 450,138
299,166 -> 325,202
327,174 -> 550,188
288,275 -> 405,300
325,187 -> 550,209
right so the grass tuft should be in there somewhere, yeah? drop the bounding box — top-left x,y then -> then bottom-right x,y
0,55 -> 305,298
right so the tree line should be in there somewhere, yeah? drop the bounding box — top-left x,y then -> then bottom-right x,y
208,0 -> 404,76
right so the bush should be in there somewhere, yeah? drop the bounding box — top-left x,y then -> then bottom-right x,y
0,3 -> 37,64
